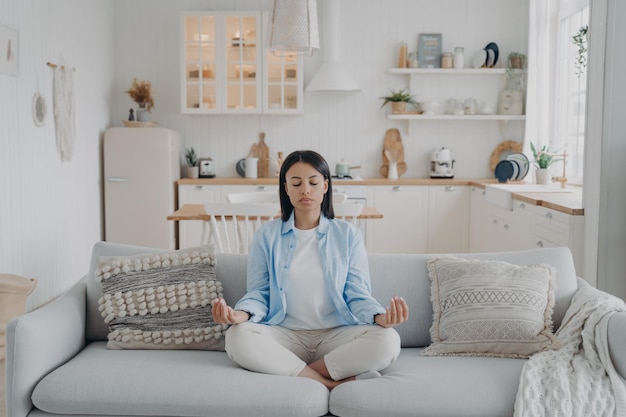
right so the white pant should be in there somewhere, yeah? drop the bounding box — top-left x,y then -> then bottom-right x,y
225,322 -> 401,381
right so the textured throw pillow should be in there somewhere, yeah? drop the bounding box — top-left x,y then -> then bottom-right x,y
423,257 -> 560,358
95,245 -> 227,350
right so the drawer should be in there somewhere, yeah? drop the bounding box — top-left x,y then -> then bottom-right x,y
534,207 -> 569,235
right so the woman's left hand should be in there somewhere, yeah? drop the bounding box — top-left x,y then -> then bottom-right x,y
375,296 -> 409,328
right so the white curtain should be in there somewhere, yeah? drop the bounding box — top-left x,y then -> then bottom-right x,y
524,0 -> 557,160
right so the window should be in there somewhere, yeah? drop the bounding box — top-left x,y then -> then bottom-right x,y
553,0 -> 589,184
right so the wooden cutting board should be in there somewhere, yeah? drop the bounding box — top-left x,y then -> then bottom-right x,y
250,132 -> 270,177
379,128 -> 408,178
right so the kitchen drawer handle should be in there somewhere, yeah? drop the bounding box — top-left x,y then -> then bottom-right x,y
536,240 -> 544,248
545,212 -> 553,219
444,186 -> 455,192
107,177 -> 129,182
492,219 -> 498,225
503,224 -> 509,230
519,203 -> 526,209
256,186 -> 267,191
194,185 -> 207,190
392,186 -> 402,191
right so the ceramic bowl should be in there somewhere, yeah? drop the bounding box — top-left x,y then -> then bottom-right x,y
421,101 -> 440,115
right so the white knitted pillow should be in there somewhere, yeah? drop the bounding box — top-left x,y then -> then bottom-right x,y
95,245 -> 227,350
424,257 -> 560,358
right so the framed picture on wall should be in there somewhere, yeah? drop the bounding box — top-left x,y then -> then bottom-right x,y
418,33 -> 442,69
0,24 -> 19,77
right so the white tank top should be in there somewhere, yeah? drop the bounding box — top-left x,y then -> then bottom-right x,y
281,227 -> 342,330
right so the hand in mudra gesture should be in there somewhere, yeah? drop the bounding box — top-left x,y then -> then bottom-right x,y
211,298 -> 250,325
375,296 -> 409,328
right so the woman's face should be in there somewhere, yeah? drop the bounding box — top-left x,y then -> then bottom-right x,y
284,161 -> 328,214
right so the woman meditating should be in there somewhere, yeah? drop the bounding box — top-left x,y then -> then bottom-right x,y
212,150 -> 409,390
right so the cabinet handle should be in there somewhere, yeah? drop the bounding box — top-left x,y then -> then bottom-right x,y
503,224 -> 509,230
481,190 -> 486,195
107,177 -> 129,182
392,186 -> 402,191
194,185 -> 206,190
519,203 -> 526,209
256,186 -> 267,191
444,186 -> 455,192
492,219 -> 498,225
536,240 -> 544,248
545,212 -> 553,219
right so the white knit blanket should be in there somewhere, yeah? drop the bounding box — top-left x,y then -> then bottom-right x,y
514,284 -> 626,417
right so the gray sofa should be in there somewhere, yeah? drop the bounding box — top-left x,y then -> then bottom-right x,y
6,242 -> 626,417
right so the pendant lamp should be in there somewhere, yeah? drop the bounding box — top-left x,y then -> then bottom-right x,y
269,0 -> 320,56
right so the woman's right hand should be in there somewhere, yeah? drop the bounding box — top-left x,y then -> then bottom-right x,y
211,298 -> 250,325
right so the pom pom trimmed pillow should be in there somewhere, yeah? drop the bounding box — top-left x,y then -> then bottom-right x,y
424,257 -> 560,358
95,245 -> 226,350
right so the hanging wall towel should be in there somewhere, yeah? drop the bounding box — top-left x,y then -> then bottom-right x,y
50,59 -> 76,162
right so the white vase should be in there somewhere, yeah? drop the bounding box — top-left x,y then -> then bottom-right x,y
185,166 -> 199,179
136,106 -> 148,122
535,168 -> 551,185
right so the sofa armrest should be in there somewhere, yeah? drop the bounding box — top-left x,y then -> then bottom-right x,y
608,311 -> 626,380
5,276 -> 87,417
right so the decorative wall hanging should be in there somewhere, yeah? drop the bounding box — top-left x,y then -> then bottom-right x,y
32,92 -> 47,127
0,24 -> 19,76
48,60 -> 76,162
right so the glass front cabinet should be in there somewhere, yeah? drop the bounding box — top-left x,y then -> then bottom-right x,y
181,12 -> 303,115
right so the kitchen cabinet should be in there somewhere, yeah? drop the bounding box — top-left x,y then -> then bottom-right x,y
469,186 -> 489,252
530,205 -> 584,273
366,185 -> 428,254
180,12 -> 303,115
428,185 -> 469,253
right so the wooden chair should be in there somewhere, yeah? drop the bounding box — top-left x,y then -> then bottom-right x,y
226,192 -> 279,204
333,203 -> 364,224
227,192 -> 348,204
203,202 -> 280,254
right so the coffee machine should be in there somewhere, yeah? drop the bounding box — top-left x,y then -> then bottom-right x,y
430,147 -> 455,178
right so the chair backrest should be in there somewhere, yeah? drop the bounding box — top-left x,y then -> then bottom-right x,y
333,203 -> 363,224
204,202 -> 280,254
333,192 -> 348,204
226,192 -> 279,204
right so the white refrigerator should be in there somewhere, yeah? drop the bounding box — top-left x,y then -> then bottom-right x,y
104,127 -> 181,250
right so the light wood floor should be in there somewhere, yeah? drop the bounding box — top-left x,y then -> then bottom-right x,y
1,359 -> 6,417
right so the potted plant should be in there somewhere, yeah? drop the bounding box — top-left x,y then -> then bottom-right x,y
125,78 -> 154,122
379,88 -> 418,114
507,52 -> 526,70
531,142 -> 563,184
572,25 -> 588,77
185,147 -> 199,179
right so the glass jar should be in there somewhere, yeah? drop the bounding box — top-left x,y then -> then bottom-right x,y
453,47 -> 465,69
441,53 -> 453,69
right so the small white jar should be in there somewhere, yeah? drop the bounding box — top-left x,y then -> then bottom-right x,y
453,47 -> 465,69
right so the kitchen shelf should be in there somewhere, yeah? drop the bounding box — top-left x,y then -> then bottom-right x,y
388,68 -> 507,75
388,114 -> 525,121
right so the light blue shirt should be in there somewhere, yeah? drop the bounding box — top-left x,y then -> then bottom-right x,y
234,212 -> 386,326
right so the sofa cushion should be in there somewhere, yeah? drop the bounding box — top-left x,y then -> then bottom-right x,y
330,348 -> 526,417
32,342 -> 329,417
423,257 -> 560,358
95,245 -> 226,350
366,247 -> 578,348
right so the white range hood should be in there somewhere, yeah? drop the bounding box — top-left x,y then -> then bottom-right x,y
306,0 -> 360,92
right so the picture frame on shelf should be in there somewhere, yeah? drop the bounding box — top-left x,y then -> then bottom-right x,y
418,33 -> 442,69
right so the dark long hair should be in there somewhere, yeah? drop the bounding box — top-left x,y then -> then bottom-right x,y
279,150 -> 334,221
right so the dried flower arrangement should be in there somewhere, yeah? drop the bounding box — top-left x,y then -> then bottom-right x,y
125,78 -> 154,111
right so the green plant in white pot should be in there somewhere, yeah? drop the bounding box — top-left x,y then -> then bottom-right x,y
531,142 -> 563,184
185,147 -> 199,179
380,88 -> 418,114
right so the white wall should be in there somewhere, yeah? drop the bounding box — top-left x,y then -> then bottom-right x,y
112,0 -> 529,179
0,0 -> 115,310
